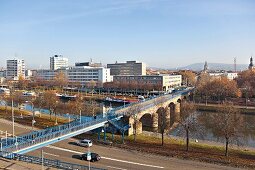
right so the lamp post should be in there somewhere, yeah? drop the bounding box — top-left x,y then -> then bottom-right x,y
54,101 -> 59,125
123,97 -> 126,108
79,110 -> 82,124
12,98 -> 15,137
67,113 -> 71,128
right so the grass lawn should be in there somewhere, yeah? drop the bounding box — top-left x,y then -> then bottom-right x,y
0,106 -> 69,129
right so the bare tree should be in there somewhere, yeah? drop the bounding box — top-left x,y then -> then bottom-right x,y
203,103 -> 243,156
42,90 -> 59,120
54,71 -> 68,92
17,75 -> 29,90
179,101 -> 196,152
179,70 -> 196,86
241,81 -> 253,107
66,95 -> 84,115
126,104 -> 142,142
33,93 -> 45,116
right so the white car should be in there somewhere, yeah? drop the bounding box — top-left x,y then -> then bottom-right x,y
76,139 -> 92,147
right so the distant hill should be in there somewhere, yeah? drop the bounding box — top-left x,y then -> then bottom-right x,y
176,63 -> 248,71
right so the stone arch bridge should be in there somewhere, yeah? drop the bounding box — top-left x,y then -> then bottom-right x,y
115,89 -> 193,136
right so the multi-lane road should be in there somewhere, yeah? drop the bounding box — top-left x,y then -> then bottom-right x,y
1,119 -> 244,170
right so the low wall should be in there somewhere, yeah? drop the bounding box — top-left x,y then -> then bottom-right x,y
195,104 -> 255,114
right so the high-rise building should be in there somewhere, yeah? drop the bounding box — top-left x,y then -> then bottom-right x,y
6,59 -> 25,80
50,55 -> 68,70
107,61 -> 146,75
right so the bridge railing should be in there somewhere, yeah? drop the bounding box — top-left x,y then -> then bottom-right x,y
2,117 -> 108,153
113,88 -> 193,115
0,151 -> 105,170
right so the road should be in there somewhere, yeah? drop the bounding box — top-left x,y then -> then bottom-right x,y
0,119 -> 244,170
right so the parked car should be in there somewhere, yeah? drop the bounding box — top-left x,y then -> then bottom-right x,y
80,152 -> 101,162
76,139 -> 92,147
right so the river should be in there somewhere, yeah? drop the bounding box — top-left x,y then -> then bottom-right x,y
170,111 -> 255,148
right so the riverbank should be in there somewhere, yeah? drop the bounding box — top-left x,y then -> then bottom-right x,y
195,103 -> 255,114
0,105 -> 69,129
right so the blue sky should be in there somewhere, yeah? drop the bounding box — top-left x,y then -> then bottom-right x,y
0,0 -> 254,69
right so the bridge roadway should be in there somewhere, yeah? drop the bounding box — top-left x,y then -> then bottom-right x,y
1,88 -> 192,155
114,88 -> 191,114
0,119 -> 243,170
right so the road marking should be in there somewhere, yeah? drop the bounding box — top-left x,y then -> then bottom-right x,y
46,145 -> 164,169
47,145 -> 83,154
106,166 -> 127,170
101,156 -> 164,169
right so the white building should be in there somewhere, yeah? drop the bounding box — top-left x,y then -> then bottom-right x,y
36,66 -> 112,87
166,75 -> 182,88
68,66 -> 112,87
209,72 -> 238,80
6,59 -> 25,80
25,69 -> 33,78
113,74 -> 182,92
226,72 -> 238,80
50,55 -> 68,70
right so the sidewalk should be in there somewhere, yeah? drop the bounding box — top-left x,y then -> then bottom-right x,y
0,157 -> 56,170
195,103 -> 255,109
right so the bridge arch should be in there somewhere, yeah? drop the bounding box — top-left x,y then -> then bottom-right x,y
139,113 -> 154,131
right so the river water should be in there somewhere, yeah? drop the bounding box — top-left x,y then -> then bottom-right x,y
170,111 -> 255,148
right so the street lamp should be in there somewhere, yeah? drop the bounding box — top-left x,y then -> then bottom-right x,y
12,98 -> 15,137
67,113 -> 71,128
55,101 -> 59,125
79,110 -> 82,124
123,97 -> 126,107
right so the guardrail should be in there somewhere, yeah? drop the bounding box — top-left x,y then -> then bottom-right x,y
0,151 -> 105,170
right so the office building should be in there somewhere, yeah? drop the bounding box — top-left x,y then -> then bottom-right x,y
6,59 -> 25,80
107,61 -> 146,75
50,55 -> 68,70
68,66 -> 111,87
36,66 -> 112,87
113,74 -> 182,92
36,69 -> 60,80
75,62 -> 102,67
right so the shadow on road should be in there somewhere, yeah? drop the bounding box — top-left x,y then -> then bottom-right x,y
68,141 -> 78,146
72,154 -> 81,160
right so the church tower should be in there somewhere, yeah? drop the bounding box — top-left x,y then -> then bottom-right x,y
203,61 -> 208,73
248,56 -> 255,71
